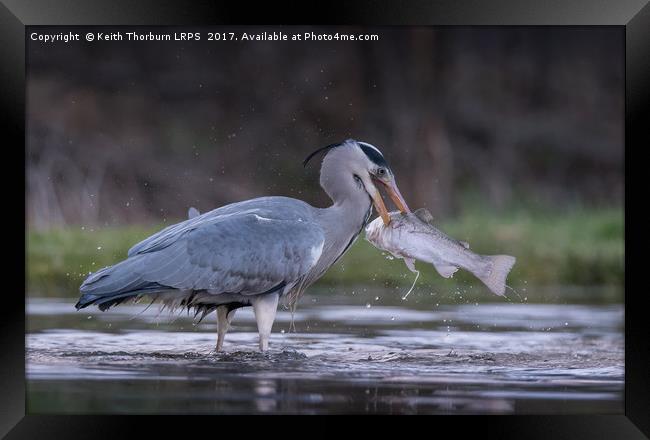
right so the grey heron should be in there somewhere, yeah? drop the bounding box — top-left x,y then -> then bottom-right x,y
75,139 -> 411,351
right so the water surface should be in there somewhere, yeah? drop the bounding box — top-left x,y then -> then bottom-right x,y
26,288 -> 624,414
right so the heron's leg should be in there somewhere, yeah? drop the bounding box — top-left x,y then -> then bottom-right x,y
252,292 -> 279,352
216,306 -> 236,351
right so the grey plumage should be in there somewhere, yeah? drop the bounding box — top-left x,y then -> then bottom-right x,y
78,198 -> 324,309
76,139 -> 410,351
187,206 -> 200,219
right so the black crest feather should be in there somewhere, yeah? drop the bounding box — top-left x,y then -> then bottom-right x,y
303,142 -> 342,167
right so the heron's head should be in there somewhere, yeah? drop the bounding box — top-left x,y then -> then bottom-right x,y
304,139 -> 410,225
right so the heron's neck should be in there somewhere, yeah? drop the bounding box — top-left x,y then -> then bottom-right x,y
302,169 -> 373,287
326,193 -> 372,228
322,169 -> 373,230
317,179 -> 373,262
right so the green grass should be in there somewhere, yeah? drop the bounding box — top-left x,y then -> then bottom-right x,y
26,207 -> 623,298
27,225 -> 163,296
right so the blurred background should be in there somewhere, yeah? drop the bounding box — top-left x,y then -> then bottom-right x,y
26,26 -> 624,301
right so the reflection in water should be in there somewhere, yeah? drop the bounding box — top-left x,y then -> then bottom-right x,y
26,290 -> 624,414
254,379 -> 277,412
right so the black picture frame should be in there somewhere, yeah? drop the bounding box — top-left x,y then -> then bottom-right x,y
4,0 -> 647,437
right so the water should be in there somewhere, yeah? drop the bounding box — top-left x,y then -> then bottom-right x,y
26,289 -> 624,414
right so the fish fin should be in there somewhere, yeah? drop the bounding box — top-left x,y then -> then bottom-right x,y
402,257 -> 417,273
433,262 -> 459,278
477,255 -> 516,296
414,208 -> 434,224
188,207 -> 200,219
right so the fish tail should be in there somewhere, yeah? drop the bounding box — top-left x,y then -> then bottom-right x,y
476,255 -> 516,296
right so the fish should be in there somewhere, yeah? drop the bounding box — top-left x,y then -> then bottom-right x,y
364,208 -> 516,296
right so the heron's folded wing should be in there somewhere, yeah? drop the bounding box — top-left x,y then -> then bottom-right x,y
130,213 -> 325,295
128,198 -> 284,257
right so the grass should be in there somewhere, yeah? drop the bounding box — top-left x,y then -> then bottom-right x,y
26,207 -> 624,299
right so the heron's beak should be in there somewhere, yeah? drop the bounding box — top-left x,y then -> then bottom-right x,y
369,186 -> 391,226
384,180 -> 411,215
371,178 -> 411,225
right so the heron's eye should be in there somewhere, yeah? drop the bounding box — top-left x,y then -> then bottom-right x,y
377,168 -> 386,177
353,174 -> 361,183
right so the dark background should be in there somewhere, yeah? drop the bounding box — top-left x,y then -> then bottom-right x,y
26,26 -> 623,229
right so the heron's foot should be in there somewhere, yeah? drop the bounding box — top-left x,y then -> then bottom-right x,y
259,333 -> 270,352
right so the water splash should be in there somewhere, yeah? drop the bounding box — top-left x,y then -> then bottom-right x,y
401,269 -> 420,301
505,285 -> 523,302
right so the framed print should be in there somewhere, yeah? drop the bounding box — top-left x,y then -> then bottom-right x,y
3,0 -> 648,437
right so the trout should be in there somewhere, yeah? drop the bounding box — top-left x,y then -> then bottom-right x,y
365,208 -> 516,296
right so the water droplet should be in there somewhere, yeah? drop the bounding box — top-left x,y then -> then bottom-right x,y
390,316 -> 395,321
564,322 -> 568,326
280,329 -> 285,334
374,296 -> 380,301
365,303 -> 371,308
97,246 -> 102,250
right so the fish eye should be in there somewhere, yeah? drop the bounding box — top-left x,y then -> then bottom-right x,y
353,174 -> 361,182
